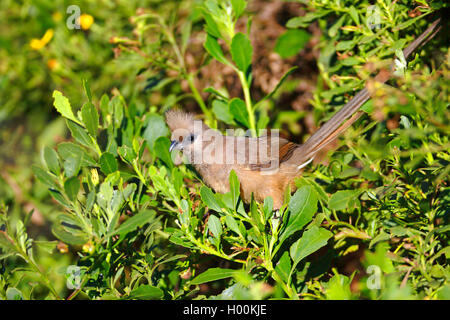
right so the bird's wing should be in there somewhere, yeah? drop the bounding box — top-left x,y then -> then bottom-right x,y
237,135 -> 299,171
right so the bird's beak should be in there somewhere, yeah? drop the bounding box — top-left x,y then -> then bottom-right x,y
169,140 -> 179,152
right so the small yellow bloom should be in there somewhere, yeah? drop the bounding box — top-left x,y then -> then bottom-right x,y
30,29 -> 54,50
90,168 -> 99,186
82,241 -> 95,254
41,29 -> 54,44
79,14 -> 94,30
30,39 -> 44,50
52,12 -> 62,22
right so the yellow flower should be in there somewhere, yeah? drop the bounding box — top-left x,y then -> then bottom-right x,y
30,29 -> 54,50
30,39 -> 44,50
82,241 -> 95,254
79,14 -> 94,30
90,168 -> 99,186
52,12 -> 62,22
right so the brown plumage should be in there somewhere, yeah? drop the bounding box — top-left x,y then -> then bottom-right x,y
165,19 -> 441,210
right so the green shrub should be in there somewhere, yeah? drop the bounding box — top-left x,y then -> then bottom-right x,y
0,0 -> 448,300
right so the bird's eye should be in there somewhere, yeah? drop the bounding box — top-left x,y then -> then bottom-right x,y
187,133 -> 196,143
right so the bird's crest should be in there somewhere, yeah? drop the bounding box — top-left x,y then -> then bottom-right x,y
165,109 -> 195,132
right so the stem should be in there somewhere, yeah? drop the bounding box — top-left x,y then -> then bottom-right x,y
264,260 -> 297,299
29,261 -> 61,300
186,73 -> 214,125
132,160 -> 147,187
90,136 -> 102,158
237,71 -> 256,135
66,265 -> 93,300
73,204 -> 92,236
187,233 -> 245,265
9,240 -> 61,300
164,23 -> 213,125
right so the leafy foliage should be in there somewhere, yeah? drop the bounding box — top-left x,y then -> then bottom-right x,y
0,0 -> 448,300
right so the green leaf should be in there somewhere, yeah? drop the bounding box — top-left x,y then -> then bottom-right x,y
58,142 -> 96,167
82,78 -> 92,102
325,274 -> 352,300
34,240 -> 58,254
225,215 -> 242,237
204,34 -> 231,66
6,288 -> 23,300
49,189 -> 71,208
329,190 -> 361,211
64,176 -> 80,201
100,94 -> 111,124
81,102 -> 99,137
257,113 -> 270,131
178,199 -> 190,226
393,14 -> 424,31
279,186 -> 318,245
111,96 -> 124,128
320,85 -> 356,101
341,57 -> 361,66
274,29 -> 311,58
32,165 -> 57,188
43,146 -> 60,175
203,1 -> 222,18
361,100 -> 374,114
0,231 -> 16,258
123,183 -> 137,200
200,186 -> 222,213
229,170 -> 240,210
364,243 -> 395,273
63,152 -> 82,178
230,33 -> 252,72
290,226 -> 333,265
112,210 -> 156,237
51,225 -> 87,245
335,40 -> 356,51
143,114 -> 169,152
275,251 -> 291,283
168,229 -> 196,249
181,20 -> 192,53
118,145 -> 136,164
99,152 -> 118,175
52,90 -> 81,125
286,10 -> 331,28
154,136 -> 173,169
212,99 -> 235,125
229,98 -> 249,128
128,285 -> 163,300
204,86 -> 229,100
328,15 -> 346,37
231,0 -> 246,19
202,11 -> 221,38
66,120 -> 94,149
348,6 -> 360,25
294,177 -> 328,205
263,196 -> 273,222
190,268 -> 237,285
207,215 -> 222,238
97,181 -> 114,213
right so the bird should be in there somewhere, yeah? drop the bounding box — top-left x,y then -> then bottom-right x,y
165,18 -> 442,210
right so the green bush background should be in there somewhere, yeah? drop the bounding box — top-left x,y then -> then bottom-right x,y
0,0 -> 448,300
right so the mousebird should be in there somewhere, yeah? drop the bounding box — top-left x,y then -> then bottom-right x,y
166,18 -> 442,210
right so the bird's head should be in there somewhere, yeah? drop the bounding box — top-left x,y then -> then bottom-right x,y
165,109 -> 211,165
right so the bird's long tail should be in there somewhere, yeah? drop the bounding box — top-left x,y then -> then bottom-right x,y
286,17 -> 442,168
